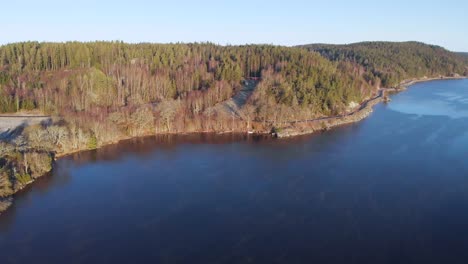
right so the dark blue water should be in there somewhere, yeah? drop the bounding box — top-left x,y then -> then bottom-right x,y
1,79 -> 468,264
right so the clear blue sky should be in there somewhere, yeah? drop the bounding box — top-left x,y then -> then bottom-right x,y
2,0 -> 467,51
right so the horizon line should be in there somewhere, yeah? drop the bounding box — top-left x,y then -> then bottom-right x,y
0,40 -> 465,52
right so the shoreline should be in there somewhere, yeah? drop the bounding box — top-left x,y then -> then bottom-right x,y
273,76 -> 467,138
54,130 -> 272,159
399,76 -> 467,88
273,89 -> 388,138
0,76 -> 467,216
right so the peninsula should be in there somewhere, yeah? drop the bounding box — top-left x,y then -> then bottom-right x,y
1,41 -> 467,213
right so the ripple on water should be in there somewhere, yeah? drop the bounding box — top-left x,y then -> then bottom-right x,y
389,84 -> 468,118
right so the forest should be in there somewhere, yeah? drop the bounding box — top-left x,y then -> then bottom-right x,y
303,41 -> 468,87
0,42 -> 375,139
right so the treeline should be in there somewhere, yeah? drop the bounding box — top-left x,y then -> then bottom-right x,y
303,41 -> 468,87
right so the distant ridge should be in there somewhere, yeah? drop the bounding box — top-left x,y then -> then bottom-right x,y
299,41 -> 468,87
457,52 -> 468,63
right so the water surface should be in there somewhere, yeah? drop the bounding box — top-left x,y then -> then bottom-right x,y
1,79 -> 468,264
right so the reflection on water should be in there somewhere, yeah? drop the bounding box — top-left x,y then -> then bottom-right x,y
389,80 -> 468,118
65,133 -> 275,164
1,80 -> 468,264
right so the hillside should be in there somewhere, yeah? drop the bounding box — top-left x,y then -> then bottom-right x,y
0,42 -> 373,125
302,42 -> 468,87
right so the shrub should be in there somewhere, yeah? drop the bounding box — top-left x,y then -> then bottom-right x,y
15,173 -> 32,186
87,134 -> 98,149
26,152 -> 53,178
270,126 -> 282,134
0,169 -> 13,197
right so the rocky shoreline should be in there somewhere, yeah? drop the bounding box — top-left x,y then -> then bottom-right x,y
0,153 -> 53,216
274,89 -> 391,138
399,75 -> 466,88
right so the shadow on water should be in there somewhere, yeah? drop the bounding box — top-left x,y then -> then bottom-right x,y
66,133 -> 275,163
64,131 -> 338,165
0,169 -> 71,231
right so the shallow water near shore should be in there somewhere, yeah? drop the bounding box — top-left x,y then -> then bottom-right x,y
1,79 -> 468,264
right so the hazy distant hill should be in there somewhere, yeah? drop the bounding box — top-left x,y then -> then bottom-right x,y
457,52 -> 468,63
301,42 -> 468,87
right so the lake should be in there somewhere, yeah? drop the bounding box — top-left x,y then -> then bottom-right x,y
1,79 -> 468,264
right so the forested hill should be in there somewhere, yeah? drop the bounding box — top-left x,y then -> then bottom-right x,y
0,42 -> 373,130
0,41 -> 465,145
458,52 -> 468,63
302,42 -> 468,87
